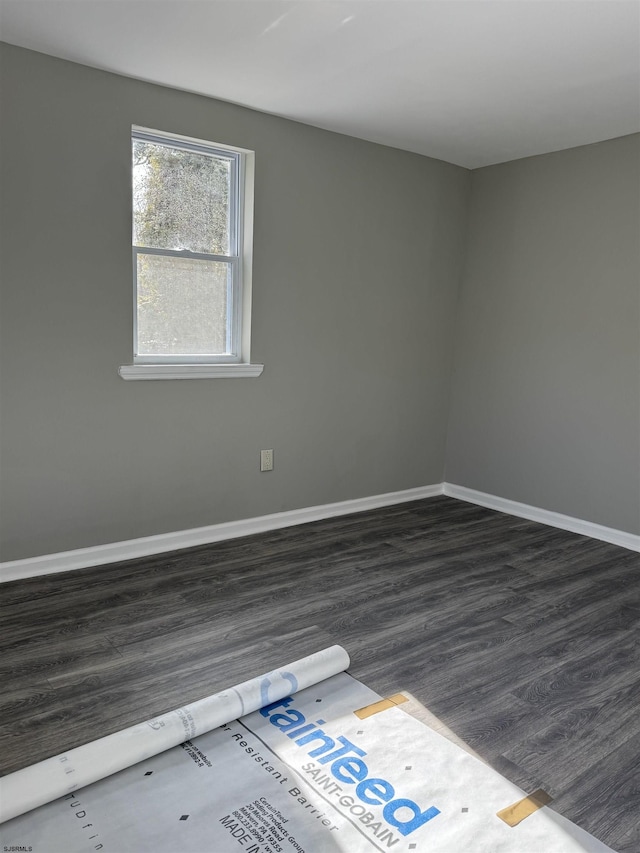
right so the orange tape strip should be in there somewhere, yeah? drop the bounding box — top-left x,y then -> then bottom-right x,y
497,789 -> 553,827
354,693 -> 409,719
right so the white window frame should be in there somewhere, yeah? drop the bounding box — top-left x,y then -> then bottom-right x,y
120,126 -> 262,380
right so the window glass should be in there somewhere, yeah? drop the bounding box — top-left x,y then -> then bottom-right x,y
136,254 -> 231,356
132,139 -> 232,255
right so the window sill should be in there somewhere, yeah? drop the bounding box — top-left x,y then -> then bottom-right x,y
119,363 -> 264,380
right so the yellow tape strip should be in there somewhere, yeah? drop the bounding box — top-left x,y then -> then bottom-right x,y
497,789 -> 553,827
354,693 -> 409,719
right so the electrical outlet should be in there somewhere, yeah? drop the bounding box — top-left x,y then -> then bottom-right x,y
260,449 -> 274,472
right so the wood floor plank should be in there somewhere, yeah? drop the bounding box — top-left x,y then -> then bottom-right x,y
502,677 -> 640,794
0,625 -> 336,774
551,727 -> 640,843
0,680 -> 56,725
1,495 -> 638,849
0,634 -> 123,685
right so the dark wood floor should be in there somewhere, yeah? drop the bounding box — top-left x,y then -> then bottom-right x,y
1,496 -> 639,850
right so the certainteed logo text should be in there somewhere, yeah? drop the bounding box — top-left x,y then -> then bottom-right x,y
257,697 -> 440,844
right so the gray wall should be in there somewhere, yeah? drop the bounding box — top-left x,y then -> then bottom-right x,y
0,44 -> 470,561
2,45 -> 638,562
446,135 -> 640,534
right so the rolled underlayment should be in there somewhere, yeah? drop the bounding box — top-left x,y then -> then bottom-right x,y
0,644 -> 350,824
1,649 -> 618,852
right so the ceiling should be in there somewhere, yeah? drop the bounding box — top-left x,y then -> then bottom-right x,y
1,0 -> 639,168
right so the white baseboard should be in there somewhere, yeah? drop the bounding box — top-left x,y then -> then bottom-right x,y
0,484 -> 444,583
3,481 -> 637,583
443,483 -> 640,553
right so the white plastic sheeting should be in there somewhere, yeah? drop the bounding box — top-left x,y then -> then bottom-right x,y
0,644 -> 350,824
0,657 -> 615,852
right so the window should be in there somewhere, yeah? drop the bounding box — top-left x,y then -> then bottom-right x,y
119,127 -> 262,380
